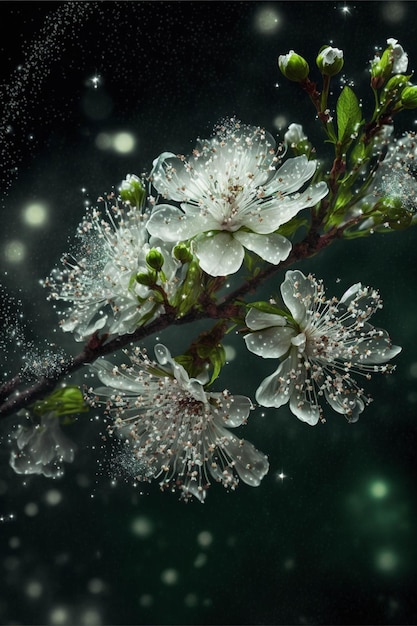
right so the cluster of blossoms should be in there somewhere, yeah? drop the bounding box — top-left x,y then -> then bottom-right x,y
28,35 -> 412,500
88,344 -> 269,502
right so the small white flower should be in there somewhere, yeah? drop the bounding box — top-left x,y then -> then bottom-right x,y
284,123 -> 307,146
89,343 -> 269,502
9,412 -> 75,478
244,270 -> 401,425
146,118 -> 328,276
387,37 -> 408,73
44,203 -> 182,341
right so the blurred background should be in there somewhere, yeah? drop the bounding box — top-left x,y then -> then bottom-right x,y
0,2 -> 416,624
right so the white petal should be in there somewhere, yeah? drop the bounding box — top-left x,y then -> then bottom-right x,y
244,326 -> 295,358
150,152 -> 192,202
255,355 -> 295,408
234,231 -> 291,265
209,393 -> 252,427
264,155 -> 317,195
280,270 -> 315,323
219,430 -> 269,486
194,232 -> 245,276
147,205 -> 215,241
245,307 -> 287,331
289,391 -> 320,425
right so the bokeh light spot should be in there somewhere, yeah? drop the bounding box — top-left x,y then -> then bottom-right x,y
375,548 -> 399,572
22,202 -> 48,226
160,568 -> 179,585
4,240 -> 26,263
113,132 -> 136,154
254,6 -> 282,33
130,515 -> 154,538
369,480 -> 389,499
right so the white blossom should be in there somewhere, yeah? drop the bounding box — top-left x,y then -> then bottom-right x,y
9,412 -> 75,478
89,343 -> 269,502
43,203 -> 182,341
244,270 -> 401,425
387,37 -> 408,73
146,118 -> 328,276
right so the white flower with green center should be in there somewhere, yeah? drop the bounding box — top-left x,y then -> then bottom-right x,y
44,204 -> 181,341
146,119 -> 328,276
244,270 -> 401,425
89,343 -> 269,502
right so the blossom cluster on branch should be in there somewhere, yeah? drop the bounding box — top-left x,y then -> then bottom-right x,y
2,38 -> 415,502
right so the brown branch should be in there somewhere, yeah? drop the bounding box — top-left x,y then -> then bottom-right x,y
0,229 -> 340,420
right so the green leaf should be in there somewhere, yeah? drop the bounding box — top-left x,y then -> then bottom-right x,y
246,300 -> 290,319
336,86 -> 362,146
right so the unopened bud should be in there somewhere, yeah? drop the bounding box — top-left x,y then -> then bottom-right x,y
278,51 -> 309,82
400,85 -> 417,109
146,248 -> 164,271
120,174 -> 146,208
316,45 -> 344,76
173,243 -> 193,263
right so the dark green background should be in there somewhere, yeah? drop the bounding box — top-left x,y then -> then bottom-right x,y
0,2 -> 416,624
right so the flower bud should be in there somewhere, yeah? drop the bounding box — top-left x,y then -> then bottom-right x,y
146,248 -> 164,271
278,51 -> 309,82
384,74 -> 410,91
119,174 -> 146,208
284,123 -> 307,145
136,271 -> 157,287
371,38 -> 409,89
387,37 -> 408,74
173,243 -> 193,263
400,85 -> 417,109
316,45 -> 344,76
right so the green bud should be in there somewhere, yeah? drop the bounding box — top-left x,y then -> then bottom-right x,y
119,174 -> 146,208
278,50 -> 309,82
374,197 -> 412,229
173,243 -> 193,263
33,386 -> 88,418
136,271 -> 157,286
384,74 -> 411,91
400,85 -> 417,109
316,45 -> 344,76
146,248 -> 164,271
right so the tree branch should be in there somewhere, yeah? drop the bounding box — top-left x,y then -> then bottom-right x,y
0,229 -> 339,420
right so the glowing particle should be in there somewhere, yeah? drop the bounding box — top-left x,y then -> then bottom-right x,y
113,132 -> 136,154
160,568 -> 179,585
196,530 -> 213,548
4,240 -> 26,263
139,594 -> 153,607
95,132 -> 112,151
44,489 -> 63,506
87,578 -> 106,594
130,515 -> 154,538
26,580 -> 43,599
49,606 -> 70,625
22,202 -> 48,226
254,6 -> 282,33
24,502 -> 39,517
80,608 -> 102,625
369,480 -> 389,499
375,549 -> 399,572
